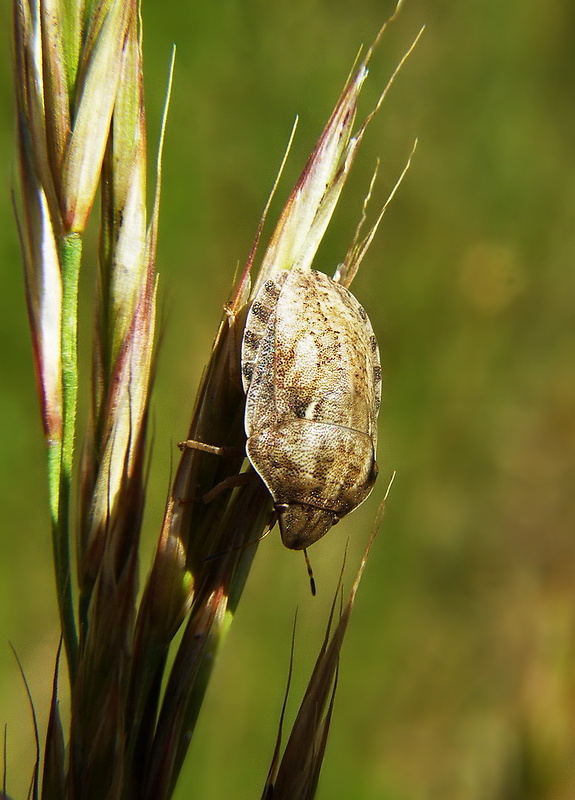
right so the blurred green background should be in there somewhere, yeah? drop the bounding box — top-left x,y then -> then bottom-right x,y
1,0 -> 575,798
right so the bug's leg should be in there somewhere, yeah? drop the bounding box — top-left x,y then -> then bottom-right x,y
177,439 -> 250,501
201,471 -> 252,503
176,472 -> 250,507
176,466 -> 252,508
177,439 -> 243,457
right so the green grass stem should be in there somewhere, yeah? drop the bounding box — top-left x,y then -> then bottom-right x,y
54,231 -> 82,680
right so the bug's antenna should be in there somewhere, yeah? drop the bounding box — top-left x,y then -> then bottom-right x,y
303,549 -> 316,596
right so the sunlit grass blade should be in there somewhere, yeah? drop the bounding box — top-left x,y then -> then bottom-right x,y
41,645 -> 65,800
263,486 -> 392,799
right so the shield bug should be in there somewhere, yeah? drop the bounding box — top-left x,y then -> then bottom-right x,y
241,267 -> 381,550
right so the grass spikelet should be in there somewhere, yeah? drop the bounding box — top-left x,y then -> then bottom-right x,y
10,0 -> 416,796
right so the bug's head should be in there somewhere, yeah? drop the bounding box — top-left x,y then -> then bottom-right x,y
276,502 -> 339,550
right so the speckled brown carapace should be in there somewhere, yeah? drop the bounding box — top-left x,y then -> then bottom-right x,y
241,268 -> 381,550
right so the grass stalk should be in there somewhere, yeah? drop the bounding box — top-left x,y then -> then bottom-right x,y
11,0 -> 416,796
55,231 -> 82,678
